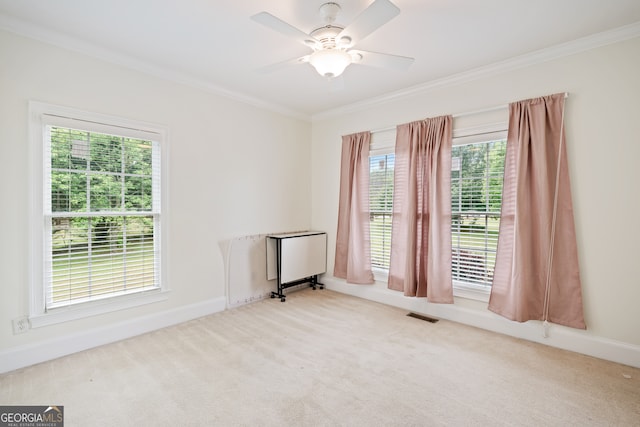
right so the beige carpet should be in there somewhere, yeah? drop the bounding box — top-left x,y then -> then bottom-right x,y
1,289 -> 639,426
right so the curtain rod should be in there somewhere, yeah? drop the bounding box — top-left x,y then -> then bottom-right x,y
370,92 -> 569,134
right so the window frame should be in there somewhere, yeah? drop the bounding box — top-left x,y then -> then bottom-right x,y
451,125 -> 507,301
29,102 -> 170,327
369,129 -> 396,282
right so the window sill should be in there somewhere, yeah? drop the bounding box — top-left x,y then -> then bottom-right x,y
373,269 -> 490,303
453,281 -> 491,302
372,267 -> 389,284
30,289 -> 170,328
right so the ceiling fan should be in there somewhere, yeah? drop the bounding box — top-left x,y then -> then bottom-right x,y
251,0 -> 414,79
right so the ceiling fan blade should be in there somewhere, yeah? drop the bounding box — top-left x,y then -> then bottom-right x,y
350,50 -> 414,71
336,0 -> 400,48
251,12 -> 320,49
256,55 -> 310,74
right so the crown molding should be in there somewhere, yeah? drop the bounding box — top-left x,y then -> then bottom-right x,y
312,21 -> 640,121
0,13 -> 311,122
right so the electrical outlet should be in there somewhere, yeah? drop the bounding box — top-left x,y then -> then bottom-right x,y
12,316 -> 30,334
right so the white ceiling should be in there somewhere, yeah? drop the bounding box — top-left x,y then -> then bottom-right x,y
1,0 -> 639,118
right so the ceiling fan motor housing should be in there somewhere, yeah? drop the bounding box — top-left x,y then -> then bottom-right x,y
315,2 -> 353,49
310,25 -> 344,49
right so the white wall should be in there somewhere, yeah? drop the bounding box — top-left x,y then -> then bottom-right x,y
311,37 -> 640,364
0,30 -> 311,367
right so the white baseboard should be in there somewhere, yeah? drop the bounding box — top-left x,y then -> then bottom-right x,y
323,276 -> 640,369
4,283 -> 637,373
0,297 -> 226,374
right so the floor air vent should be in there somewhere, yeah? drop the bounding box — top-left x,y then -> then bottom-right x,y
407,312 -> 439,323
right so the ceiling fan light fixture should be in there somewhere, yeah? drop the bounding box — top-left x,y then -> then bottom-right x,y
309,49 -> 351,78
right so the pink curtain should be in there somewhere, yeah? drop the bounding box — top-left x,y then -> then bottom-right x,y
388,116 -> 453,302
334,132 -> 375,284
489,93 -> 585,329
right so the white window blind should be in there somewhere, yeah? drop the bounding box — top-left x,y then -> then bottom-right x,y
43,122 -> 161,309
369,153 -> 394,269
369,129 -> 395,270
451,137 -> 506,286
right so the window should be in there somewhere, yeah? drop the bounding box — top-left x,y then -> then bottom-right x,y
451,138 -> 506,288
368,127 -> 507,297
369,153 -> 394,269
369,130 -> 396,272
30,102 -> 168,326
